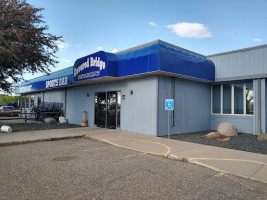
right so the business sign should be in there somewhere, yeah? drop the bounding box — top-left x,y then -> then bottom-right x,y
73,51 -> 110,82
46,76 -> 68,89
17,75 -> 72,94
165,99 -> 174,110
16,51 -> 118,94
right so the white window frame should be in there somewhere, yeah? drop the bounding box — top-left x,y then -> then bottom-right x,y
243,83 -> 246,115
23,95 -> 34,109
30,95 -> 34,108
25,96 -> 30,109
211,82 -> 253,116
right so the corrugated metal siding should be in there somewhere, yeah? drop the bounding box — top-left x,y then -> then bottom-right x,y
66,76 -> 158,136
261,79 -> 266,133
211,115 -> 254,133
157,76 -> 211,136
208,46 -> 267,81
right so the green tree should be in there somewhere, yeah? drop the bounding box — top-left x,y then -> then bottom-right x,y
0,0 -> 62,93
0,94 -> 20,105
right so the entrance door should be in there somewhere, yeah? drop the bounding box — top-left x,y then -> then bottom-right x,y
95,91 -> 120,129
107,91 -> 117,129
95,92 -> 106,128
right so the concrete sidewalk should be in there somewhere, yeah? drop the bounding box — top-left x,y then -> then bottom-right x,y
0,127 -> 267,184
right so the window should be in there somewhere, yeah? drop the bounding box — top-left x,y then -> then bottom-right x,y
21,95 -> 34,109
38,97 -> 42,105
212,81 -> 253,115
246,82 -> 254,115
212,85 -> 221,113
30,96 -> 34,107
117,91 -> 121,128
25,96 -> 29,108
223,84 -> 231,114
21,96 -> 25,108
234,83 -> 244,114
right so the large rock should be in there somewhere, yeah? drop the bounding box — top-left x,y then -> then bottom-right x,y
257,133 -> 267,142
44,117 -> 56,124
201,131 -> 230,141
217,122 -> 238,136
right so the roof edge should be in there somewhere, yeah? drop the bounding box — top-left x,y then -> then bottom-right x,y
117,39 -> 206,58
22,66 -> 73,83
207,43 -> 267,58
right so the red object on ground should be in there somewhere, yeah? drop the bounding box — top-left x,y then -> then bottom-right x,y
0,106 -> 20,117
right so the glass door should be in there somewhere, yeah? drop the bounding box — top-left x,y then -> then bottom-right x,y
107,91 -> 117,129
95,92 -> 106,128
95,91 -> 120,129
117,91 -> 121,128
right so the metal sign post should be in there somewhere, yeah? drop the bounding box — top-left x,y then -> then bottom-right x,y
168,110 -> 170,139
165,99 -> 174,139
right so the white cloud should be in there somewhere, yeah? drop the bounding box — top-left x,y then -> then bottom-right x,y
98,46 -> 104,51
56,41 -> 69,49
253,38 -> 263,42
149,21 -> 157,27
60,58 -> 71,63
112,49 -> 118,53
167,22 -> 212,38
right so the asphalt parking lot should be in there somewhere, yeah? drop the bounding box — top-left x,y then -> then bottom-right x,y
0,138 -> 266,200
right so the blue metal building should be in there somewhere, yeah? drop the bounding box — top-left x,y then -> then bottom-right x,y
15,40 -> 267,136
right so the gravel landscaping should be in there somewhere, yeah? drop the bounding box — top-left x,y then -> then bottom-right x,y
163,131 -> 267,155
0,120 -> 81,132
1,119 -> 266,155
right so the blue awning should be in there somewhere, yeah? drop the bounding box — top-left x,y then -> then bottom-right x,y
16,40 -> 215,94
15,67 -> 74,94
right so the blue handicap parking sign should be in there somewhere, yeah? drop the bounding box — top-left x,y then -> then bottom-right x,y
165,99 -> 174,110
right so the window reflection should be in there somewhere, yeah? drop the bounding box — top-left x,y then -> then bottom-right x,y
117,91 -> 121,128
212,85 -> 221,113
212,81 -> 253,115
246,82 -> 253,115
234,83 -> 244,114
223,84 -> 231,114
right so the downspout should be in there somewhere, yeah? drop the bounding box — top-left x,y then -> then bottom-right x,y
256,79 -> 261,135
64,88 -> 67,117
258,79 -> 262,134
156,75 -> 159,136
172,77 -> 175,127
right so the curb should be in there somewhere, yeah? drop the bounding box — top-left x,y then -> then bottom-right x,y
84,135 -> 169,158
84,135 -> 267,185
0,135 -> 84,147
187,159 -> 267,185
167,153 -> 188,162
84,135 -> 189,163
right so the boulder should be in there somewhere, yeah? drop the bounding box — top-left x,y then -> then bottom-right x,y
202,131 -> 230,141
44,117 -> 56,124
257,133 -> 267,142
217,122 -> 238,136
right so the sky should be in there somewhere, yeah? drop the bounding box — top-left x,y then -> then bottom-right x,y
23,0 -> 267,80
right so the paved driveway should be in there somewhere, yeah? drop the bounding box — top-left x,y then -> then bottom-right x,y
0,138 -> 266,200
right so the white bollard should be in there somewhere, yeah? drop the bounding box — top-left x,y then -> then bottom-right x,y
61,118 -> 68,123
1,125 -> 12,133
59,116 -> 64,123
